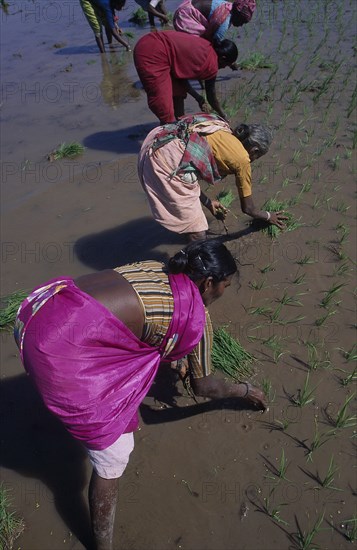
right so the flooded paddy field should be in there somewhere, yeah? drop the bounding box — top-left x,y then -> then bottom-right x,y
1,0 -> 356,548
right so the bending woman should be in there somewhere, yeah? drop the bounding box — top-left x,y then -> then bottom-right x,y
138,113 -> 287,241
80,0 -> 130,53
133,30 -> 237,123
173,0 -> 256,43
14,239 -> 265,550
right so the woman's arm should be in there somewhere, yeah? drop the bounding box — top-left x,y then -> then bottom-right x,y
191,374 -> 267,410
186,82 -> 210,112
204,78 -> 228,121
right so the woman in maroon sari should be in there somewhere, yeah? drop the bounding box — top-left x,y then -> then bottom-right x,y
15,239 -> 265,549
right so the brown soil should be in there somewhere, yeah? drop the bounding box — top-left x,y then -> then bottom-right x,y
1,1 -> 356,549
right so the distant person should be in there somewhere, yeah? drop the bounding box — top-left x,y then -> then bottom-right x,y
80,0 -> 130,53
134,0 -> 170,26
14,239 -> 266,550
173,0 -> 256,43
138,113 -> 287,241
133,30 -> 238,123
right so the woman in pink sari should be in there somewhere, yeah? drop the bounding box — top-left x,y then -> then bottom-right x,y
14,239 -> 265,550
173,0 -> 256,43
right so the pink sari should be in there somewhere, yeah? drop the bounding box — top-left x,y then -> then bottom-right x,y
14,273 -> 205,450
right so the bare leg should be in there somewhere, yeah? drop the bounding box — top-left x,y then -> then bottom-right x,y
186,231 -> 207,242
95,34 -> 105,53
148,12 -> 155,26
89,471 -> 118,550
173,96 -> 184,119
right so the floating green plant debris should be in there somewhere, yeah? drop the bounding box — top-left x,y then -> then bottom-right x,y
212,327 -> 255,380
0,290 -> 28,330
48,142 -> 85,161
239,52 -> 276,71
0,485 -> 25,549
123,31 -> 135,39
262,197 -> 302,239
129,7 -> 147,25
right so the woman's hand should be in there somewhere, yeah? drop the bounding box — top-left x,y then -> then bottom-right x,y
268,210 -> 289,229
209,200 -> 227,219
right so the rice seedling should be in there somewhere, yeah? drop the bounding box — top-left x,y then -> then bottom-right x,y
315,310 -> 336,327
292,149 -> 301,163
0,485 -> 25,550
328,154 -> 340,171
48,142 -> 85,161
265,449 -> 290,482
336,201 -> 350,214
300,180 -> 312,194
123,31 -> 135,39
292,373 -> 316,407
316,455 -> 341,490
249,306 -> 272,317
282,177 -> 292,188
278,291 -> 304,307
211,327 -> 255,380
262,335 -> 285,363
347,83 -> 357,118
305,342 -> 331,370
340,515 -> 357,543
0,290 -> 28,330
249,279 -> 267,291
328,393 -> 356,429
262,489 -> 289,526
292,271 -> 306,285
297,255 -> 314,265
327,245 -> 348,262
335,223 -> 350,245
275,314 -> 306,326
239,52 -> 276,71
336,366 -> 357,387
261,378 -> 276,403
291,513 -> 325,550
338,344 -> 357,363
305,418 -> 332,462
320,282 -> 346,309
129,7 -> 147,25
270,303 -> 282,323
260,263 -> 275,274
332,261 -> 350,277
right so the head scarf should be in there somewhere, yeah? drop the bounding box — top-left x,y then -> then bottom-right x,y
233,0 -> 256,23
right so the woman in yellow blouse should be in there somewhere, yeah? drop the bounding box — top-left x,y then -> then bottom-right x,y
138,113 -> 287,240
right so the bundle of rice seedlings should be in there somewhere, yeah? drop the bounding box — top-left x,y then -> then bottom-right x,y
239,52 -> 276,71
212,327 -> 255,380
262,197 -> 302,239
129,7 -> 147,25
47,142 -> 85,161
0,290 -> 28,331
0,485 -> 25,549
216,189 -> 235,208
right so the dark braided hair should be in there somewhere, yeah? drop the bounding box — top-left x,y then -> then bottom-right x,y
168,239 -> 237,283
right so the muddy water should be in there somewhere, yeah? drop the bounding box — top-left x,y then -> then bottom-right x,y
1,1 -> 356,549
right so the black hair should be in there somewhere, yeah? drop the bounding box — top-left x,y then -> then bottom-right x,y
234,123 -> 273,156
168,239 -> 237,283
213,40 -> 238,65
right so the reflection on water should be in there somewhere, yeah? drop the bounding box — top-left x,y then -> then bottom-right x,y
100,50 -> 140,108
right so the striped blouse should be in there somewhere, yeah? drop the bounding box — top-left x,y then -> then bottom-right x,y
115,260 -> 212,378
